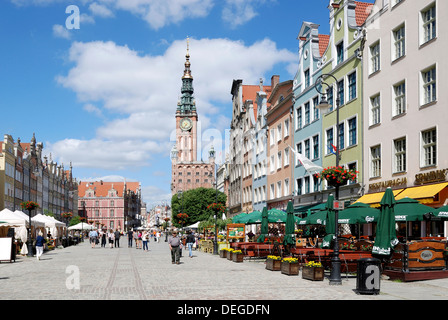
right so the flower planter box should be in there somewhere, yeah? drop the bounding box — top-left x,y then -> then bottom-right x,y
266,258 -> 281,271
219,250 -> 227,258
226,251 -> 233,260
302,266 -> 324,281
281,261 -> 300,276
232,253 -> 244,263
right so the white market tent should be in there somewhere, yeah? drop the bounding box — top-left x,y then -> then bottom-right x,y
185,221 -> 199,229
33,214 -> 65,228
68,223 -> 96,231
0,209 -> 45,228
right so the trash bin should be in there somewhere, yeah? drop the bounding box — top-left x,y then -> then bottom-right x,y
356,257 -> 381,295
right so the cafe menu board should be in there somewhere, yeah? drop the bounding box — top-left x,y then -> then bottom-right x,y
227,224 -> 245,239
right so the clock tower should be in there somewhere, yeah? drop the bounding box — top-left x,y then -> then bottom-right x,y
175,38 -> 197,162
171,38 -> 215,195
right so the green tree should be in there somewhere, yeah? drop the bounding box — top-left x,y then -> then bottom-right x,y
171,187 -> 227,228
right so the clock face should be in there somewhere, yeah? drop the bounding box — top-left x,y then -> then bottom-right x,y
180,118 -> 193,131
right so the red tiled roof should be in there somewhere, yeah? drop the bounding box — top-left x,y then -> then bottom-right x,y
242,84 -> 272,119
78,181 -> 140,198
318,34 -> 330,57
355,1 -> 373,26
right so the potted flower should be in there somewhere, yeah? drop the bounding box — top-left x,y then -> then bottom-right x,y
266,255 -> 282,271
207,202 -> 226,213
20,201 -> 40,212
232,249 -> 244,263
315,166 -> 357,187
226,248 -> 235,261
219,247 -> 229,258
281,257 -> 300,276
61,212 -> 73,219
302,261 -> 324,281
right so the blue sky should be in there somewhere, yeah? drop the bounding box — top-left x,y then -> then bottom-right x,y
0,0 -> 336,207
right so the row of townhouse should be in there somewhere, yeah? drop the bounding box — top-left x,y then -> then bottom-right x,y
227,0 -> 448,237
0,133 -> 78,219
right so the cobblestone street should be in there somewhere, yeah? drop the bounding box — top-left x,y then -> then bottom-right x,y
2,239 -> 448,305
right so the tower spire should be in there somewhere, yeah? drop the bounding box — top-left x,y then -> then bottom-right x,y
177,36 -> 196,114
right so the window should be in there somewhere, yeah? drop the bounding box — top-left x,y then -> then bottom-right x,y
421,128 -> 436,167
370,94 -> 381,125
348,163 -> 357,184
348,72 -> 356,101
313,175 -> 319,192
421,66 -> 436,105
326,128 -> 334,155
338,123 -> 345,150
394,137 -> 406,173
270,129 -> 275,145
296,178 -> 303,196
296,107 -> 302,129
336,41 -> 344,64
393,24 -> 405,60
348,118 -> 357,146
270,155 -> 275,173
304,69 -> 310,88
284,119 -> 289,138
313,96 -> 319,120
370,145 -> 381,178
277,181 -> 282,199
393,81 -> 406,116
312,135 -> 319,160
277,152 -> 282,170
337,79 -> 344,105
110,209 -> 114,217
304,176 -> 310,194
270,184 -> 275,200
296,143 -> 302,166
370,42 -> 380,74
327,86 -> 334,111
284,148 -> 289,166
304,102 -> 310,125
277,124 -> 282,142
421,4 -> 436,44
304,139 -> 310,160
284,179 -> 290,197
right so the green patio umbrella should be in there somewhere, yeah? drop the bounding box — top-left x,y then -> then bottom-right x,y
268,208 -> 287,223
231,212 -> 249,223
372,188 -> 399,256
322,194 -> 335,249
234,211 -> 262,224
432,205 -> 448,219
337,202 -> 380,224
283,201 -> 295,246
296,209 -> 327,225
257,207 -> 269,243
394,197 -> 435,221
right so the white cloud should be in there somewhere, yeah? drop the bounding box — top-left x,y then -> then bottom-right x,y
53,37 -> 295,172
52,24 -> 71,39
141,185 -> 172,205
89,2 -> 115,18
222,0 -> 274,27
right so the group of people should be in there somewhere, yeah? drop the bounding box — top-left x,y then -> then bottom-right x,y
88,229 -> 122,248
126,229 -> 157,251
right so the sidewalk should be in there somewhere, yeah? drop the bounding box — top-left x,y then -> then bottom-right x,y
1,239 -> 448,300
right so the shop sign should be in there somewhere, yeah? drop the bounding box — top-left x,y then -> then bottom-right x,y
414,169 -> 448,185
369,177 -> 407,191
420,250 -> 434,261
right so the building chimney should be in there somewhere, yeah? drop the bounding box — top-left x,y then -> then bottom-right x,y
271,75 -> 280,89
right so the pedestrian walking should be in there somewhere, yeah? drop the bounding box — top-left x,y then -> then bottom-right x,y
168,230 -> 181,264
89,229 -> 98,248
142,230 -> 149,251
108,229 -> 115,248
114,229 -> 121,248
127,229 -> 134,248
101,230 -> 107,248
137,230 -> 142,249
35,231 -> 45,260
186,230 -> 195,258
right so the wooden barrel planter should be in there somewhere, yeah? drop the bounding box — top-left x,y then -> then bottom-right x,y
219,250 -> 227,258
232,253 -> 244,263
302,266 -> 324,281
281,261 -> 300,276
266,257 -> 281,271
226,250 -> 234,261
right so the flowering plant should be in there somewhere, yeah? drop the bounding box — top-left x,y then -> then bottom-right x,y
282,257 -> 298,263
207,202 -> 226,213
21,201 -> 40,211
360,244 -> 373,251
164,217 -> 171,222
88,220 -> 94,224
315,166 -> 357,186
267,255 -> 282,261
61,212 -> 73,219
177,213 -> 189,224
79,217 -> 86,222
305,261 -> 323,268
233,250 -> 242,254
341,242 -> 356,251
221,247 -> 232,251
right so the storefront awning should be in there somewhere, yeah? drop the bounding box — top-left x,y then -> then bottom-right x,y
355,189 -> 404,205
395,182 -> 448,201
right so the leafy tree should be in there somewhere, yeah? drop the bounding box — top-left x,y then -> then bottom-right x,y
171,187 -> 227,228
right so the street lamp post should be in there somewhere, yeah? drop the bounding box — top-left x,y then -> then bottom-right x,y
315,73 -> 342,286
213,163 -> 219,255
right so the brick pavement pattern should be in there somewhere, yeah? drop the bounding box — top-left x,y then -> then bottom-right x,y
1,239 -> 448,300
